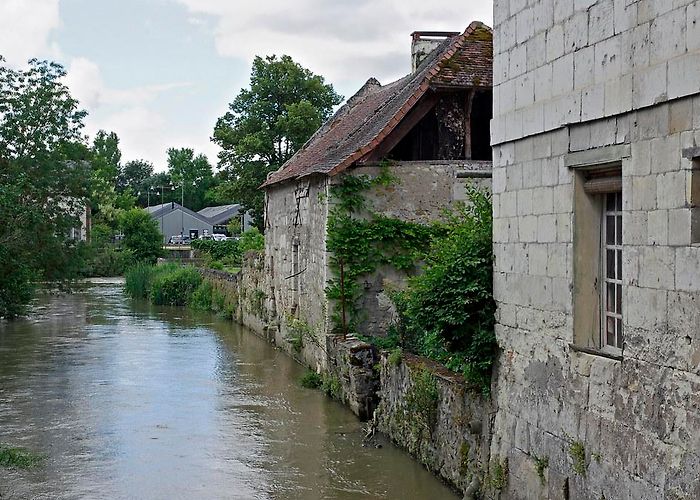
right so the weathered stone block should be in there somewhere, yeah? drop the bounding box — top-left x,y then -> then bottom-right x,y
668,52 -> 700,101
537,214 -> 557,242
605,73 -> 634,116
676,246 -> 700,291
631,175 -> 658,210
589,1 -> 615,45
625,286 -> 668,328
638,246 -> 675,289
668,208 -> 692,246
564,11 -> 590,52
646,209 -> 669,246
552,53 -> 575,95
657,171 -> 687,209
546,24 -> 566,62
633,62 -> 668,108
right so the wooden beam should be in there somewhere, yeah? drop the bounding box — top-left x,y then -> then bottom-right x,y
464,90 -> 474,160
360,92 -> 440,163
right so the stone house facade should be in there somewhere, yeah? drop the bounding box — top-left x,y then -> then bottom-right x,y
261,22 -> 493,370
491,0 -> 700,497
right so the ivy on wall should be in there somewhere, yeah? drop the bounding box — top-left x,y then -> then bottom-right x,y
325,167 -> 437,336
325,165 -> 497,393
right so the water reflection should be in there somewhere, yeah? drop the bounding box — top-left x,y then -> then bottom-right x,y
0,282 -> 457,499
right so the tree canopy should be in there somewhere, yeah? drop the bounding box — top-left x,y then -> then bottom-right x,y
212,54 -> 342,229
0,57 -> 90,317
166,147 -> 214,212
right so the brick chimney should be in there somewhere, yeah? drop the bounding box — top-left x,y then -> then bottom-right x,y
411,31 -> 459,72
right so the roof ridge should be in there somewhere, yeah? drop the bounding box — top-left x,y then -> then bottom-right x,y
326,21 -> 482,176
261,20 -> 492,188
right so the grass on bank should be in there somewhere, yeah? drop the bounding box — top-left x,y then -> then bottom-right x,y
124,263 -> 236,318
0,444 -> 44,469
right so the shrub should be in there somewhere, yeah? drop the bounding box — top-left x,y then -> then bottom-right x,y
207,260 -> 224,270
190,280 -> 214,310
0,444 -> 44,469
388,347 -> 402,366
405,367 -> 440,434
393,188 -> 496,393
321,374 -> 343,401
119,208 -> 164,264
86,246 -> 135,277
150,266 -> 202,306
299,371 -> 322,389
0,253 -> 35,319
238,227 -> 264,253
191,239 -> 241,263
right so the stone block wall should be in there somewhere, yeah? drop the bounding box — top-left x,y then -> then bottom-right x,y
492,0 -> 700,145
491,91 -> 700,500
376,351 -> 492,497
264,163 -> 492,362
264,176 -> 331,370
492,1 -> 700,496
348,161 -> 492,337
238,251 -> 273,341
327,338 -> 381,420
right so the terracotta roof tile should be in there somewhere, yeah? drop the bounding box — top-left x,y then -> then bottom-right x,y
261,21 -> 493,188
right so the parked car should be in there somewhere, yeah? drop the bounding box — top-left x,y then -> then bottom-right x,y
168,235 -> 191,245
211,233 -> 228,241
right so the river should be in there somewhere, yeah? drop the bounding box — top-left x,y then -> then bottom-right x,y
0,280 -> 457,499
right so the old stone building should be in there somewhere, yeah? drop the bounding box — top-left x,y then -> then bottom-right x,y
491,0 -> 700,497
261,22 -> 493,369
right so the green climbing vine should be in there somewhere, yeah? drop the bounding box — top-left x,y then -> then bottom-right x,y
325,165 -> 497,394
325,166 -> 437,335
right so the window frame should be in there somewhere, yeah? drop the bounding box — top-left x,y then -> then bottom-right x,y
568,147 -> 627,360
600,191 -> 623,355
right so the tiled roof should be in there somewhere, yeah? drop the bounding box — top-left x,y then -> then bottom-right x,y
261,21 -> 493,188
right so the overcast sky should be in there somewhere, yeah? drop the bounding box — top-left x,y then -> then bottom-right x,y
1,0 -> 492,171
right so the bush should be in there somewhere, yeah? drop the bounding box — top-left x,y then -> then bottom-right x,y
190,280 -> 214,310
393,188 -> 496,393
238,228 -> 264,253
119,208 -> 163,264
86,246 -> 135,277
150,266 -> 202,306
321,374 -> 343,401
0,444 -> 44,469
299,371 -> 322,389
191,239 -> 242,271
0,252 -> 36,319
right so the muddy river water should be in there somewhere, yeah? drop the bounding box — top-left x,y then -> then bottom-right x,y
0,280 -> 457,499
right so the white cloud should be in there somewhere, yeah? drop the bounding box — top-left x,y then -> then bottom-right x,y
0,0 -> 61,66
64,57 -> 193,110
173,0 -> 493,84
63,57 -> 211,170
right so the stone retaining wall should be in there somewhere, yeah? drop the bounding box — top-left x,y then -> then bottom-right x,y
376,351 -> 493,498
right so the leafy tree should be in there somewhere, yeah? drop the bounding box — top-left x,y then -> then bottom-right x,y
118,159 -> 155,205
89,130 -> 130,223
92,130 -> 121,183
118,208 -> 164,264
0,57 -> 90,317
166,147 -> 214,212
213,55 -> 342,229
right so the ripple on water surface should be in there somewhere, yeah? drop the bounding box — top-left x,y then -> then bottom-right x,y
0,281 -> 458,499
